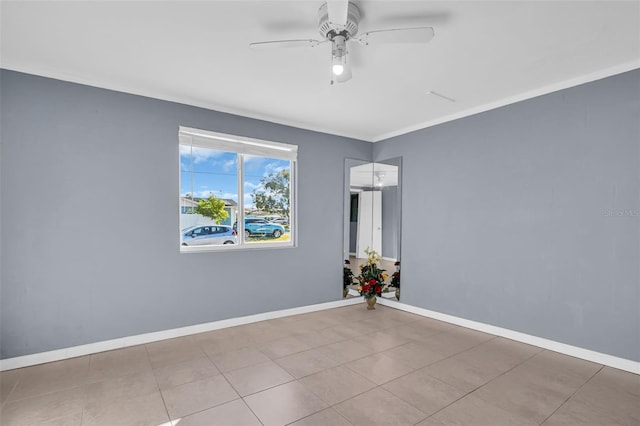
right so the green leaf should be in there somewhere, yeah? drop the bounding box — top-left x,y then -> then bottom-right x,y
195,195 -> 229,224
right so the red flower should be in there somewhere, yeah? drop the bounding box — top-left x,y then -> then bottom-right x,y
368,279 -> 377,285
345,259 -> 351,265
375,285 -> 382,295
362,284 -> 371,292
394,261 -> 401,266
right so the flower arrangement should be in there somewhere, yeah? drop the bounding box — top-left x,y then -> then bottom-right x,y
356,248 -> 389,299
343,259 -> 355,297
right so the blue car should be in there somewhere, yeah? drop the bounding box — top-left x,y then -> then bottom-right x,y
234,218 -> 285,239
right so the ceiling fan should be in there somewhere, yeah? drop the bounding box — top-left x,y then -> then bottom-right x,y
250,0 -> 435,84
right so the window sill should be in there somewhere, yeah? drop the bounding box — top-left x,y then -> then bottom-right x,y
180,241 -> 295,253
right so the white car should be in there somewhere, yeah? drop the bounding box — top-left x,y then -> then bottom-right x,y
181,225 -> 238,246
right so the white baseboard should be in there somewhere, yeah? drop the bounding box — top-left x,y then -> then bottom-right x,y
3,296 -> 638,375
377,298 -> 640,375
0,298 -> 363,371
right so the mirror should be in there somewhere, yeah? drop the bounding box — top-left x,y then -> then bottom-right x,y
343,158 -> 402,301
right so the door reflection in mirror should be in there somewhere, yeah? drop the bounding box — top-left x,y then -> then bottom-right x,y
344,158 -> 401,301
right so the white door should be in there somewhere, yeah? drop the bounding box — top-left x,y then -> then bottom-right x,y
356,191 -> 382,258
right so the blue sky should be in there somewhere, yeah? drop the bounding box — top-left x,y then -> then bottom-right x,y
180,146 -> 289,209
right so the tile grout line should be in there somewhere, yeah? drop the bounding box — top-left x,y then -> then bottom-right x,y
128,313 -> 386,423
298,316 -> 463,373
220,364 -> 297,398
144,343 -> 174,425
1,373 -> 21,408
239,395 -> 266,426
283,400 -> 355,426
408,343 -> 545,425
154,345 -> 256,424
79,357 -> 91,426
279,324 -> 500,424
2,359 -> 93,424
370,381 -> 430,425
79,386 -> 88,426
200,309 -> 419,423
539,363 -> 605,425
297,372 -> 377,410
268,316 -> 495,390
381,337 -> 508,425
369,333 -> 502,392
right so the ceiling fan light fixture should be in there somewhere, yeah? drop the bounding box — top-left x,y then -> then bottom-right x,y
331,34 -> 348,76
332,56 -> 345,75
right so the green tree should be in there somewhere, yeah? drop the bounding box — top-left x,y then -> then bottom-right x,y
195,195 -> 228,224
251,170 -> 290,217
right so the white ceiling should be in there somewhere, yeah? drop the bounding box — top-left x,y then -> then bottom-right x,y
351,162 -> 398,187
1,1 -> 639,142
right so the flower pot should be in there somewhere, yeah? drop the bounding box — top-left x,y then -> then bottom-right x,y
366,296 -> 377,310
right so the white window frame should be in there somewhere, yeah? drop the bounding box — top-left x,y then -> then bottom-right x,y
179,126 -> 297,252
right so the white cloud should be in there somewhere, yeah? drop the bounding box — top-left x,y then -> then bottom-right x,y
244,193 -> 255,209
244,181 -> 261,191
182,189 -> 239,201
264,162 -> 287,175
179,146 -> 224,165
218,192 -> 238,201
243,154 -> 263,164
220,159 -> 236,172
192,190 -> 216,198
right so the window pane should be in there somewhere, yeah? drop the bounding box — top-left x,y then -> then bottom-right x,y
180,147 -> 238,247
243,155 -> 291,244
179,127 -> 296,251
179,146 -> 193,172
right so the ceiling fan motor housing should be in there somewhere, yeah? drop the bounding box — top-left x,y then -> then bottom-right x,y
332,35 -> 347,58
318,2 -> 360,40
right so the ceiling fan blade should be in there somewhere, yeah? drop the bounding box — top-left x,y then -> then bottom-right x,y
327,0 -> 349,27
375,12 -> 450,28
356,27 -> 435,45
249,39 -> 324,50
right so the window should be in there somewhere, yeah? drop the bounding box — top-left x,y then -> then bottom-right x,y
179,126 -> 297,251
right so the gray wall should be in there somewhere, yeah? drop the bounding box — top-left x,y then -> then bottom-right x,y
0,70 -> 371,359
3,67 -> 638,362
374,69 -> 640,361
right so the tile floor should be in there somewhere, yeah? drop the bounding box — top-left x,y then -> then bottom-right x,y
1,304 -> 638,426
